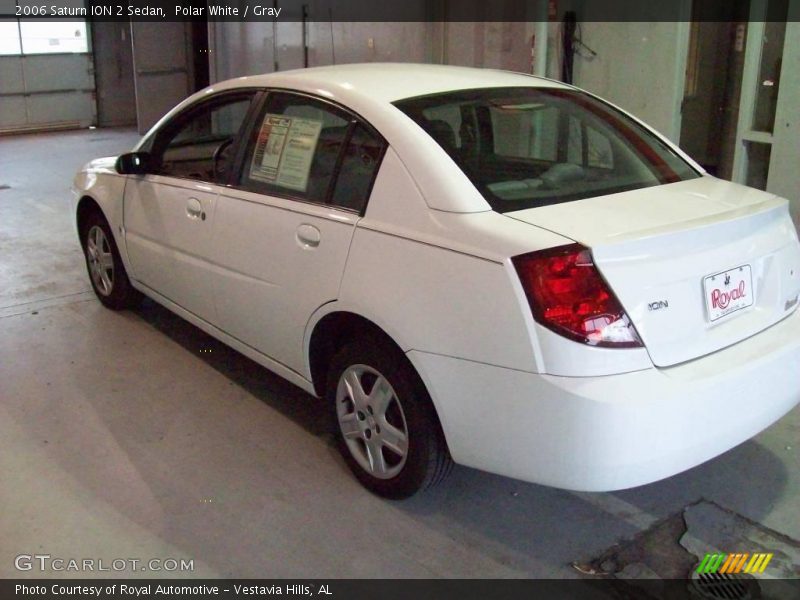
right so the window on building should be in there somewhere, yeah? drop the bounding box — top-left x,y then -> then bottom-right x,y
0,20 -> 89,55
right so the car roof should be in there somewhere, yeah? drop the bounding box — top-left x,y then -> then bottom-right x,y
217,63 -> 568,104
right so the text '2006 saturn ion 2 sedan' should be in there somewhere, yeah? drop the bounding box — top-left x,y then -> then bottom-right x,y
72,64 -> 800,499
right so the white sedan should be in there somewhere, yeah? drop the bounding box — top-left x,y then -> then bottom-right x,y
72,64 -> 800,499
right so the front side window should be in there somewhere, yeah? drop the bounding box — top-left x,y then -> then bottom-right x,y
395,88 -> 698,213
151,93 -> 255,183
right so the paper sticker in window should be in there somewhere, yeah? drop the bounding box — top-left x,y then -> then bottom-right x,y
249,114 -> 323,192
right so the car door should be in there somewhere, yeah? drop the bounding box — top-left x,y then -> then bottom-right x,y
123,91 -> 258,323
210,91 -> 386,375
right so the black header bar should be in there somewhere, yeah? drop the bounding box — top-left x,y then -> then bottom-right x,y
2,0 -> 798,23
4,578 -> 800,600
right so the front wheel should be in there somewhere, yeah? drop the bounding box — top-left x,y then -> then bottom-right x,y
81,211 -> 141,310
328,338 -> 452,499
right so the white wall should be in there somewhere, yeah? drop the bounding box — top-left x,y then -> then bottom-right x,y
309,22 -> 434,66
210,22 -> 436,81
210,22 -> 280,79
209,21 -> 539,83
208,12 -> 689,147
570,21 -> 688,141
443,22 -> 535,71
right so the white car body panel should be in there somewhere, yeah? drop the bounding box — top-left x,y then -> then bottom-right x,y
410,308 -> 800,491
71,158 -> 131,265
333,148 -> 655,377
136,280 -> 317,395
123,176 -> 221,322
71,64 -> 800,492
210,188 -> 358,375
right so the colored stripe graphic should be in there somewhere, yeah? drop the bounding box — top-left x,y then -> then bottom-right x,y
697,552 -> 774,574
744,553 -> 773,573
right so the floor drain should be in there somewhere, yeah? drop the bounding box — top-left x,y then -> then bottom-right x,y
0,184 -> 10,191
689,571 -> 760,600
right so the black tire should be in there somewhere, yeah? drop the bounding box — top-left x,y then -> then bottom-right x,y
327,337 -> 452,499
81,210 -> 142,310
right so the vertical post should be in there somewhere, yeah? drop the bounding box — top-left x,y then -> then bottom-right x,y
533,0 -> 548,76
732,0 -> 768,184
669,0 -> 692,143
766,3 -> 800,232
302,4 -> 309,68
207,21 -> 218,84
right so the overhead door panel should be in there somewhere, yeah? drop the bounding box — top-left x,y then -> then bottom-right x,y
22,53 -> 94,91
0,57 -> 24,93
0,96 -> 27,128
27,89 -> 94,123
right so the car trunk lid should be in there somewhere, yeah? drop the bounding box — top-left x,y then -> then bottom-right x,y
506,176 -> 800,367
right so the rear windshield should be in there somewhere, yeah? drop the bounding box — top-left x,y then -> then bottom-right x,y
394,87 -> 699,213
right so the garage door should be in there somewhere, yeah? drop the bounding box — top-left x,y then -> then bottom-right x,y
0,16 -> 96,133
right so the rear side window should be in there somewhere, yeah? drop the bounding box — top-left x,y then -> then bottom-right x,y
241,92 -> 350,203
394,88 -> 698,213
239,92 -> 386,211
331,124 -> 385,212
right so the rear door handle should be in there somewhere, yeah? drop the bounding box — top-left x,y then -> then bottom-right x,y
296,224 -> 321,248
186,197 -> 205,220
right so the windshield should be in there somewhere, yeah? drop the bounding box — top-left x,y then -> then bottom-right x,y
394,87 -> 699,213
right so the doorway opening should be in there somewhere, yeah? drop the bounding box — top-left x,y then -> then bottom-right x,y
92,20 -> 136,128
679,2 -> 751,180
190,17 -> 210,92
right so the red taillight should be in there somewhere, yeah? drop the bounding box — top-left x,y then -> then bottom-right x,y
512,244 -> 642,348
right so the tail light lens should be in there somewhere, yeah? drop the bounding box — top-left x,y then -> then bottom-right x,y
512,244 -> 642,348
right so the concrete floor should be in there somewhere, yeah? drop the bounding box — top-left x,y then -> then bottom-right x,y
0,128 -> 798,580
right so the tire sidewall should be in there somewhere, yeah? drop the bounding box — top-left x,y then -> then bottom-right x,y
81,211 -> 136,310
327,338 -> 437,500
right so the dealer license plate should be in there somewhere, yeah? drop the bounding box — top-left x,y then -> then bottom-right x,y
703,265 -> 754,322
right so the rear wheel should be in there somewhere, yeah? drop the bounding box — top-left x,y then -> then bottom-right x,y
81,211 -> 141,310
328,337 -> 452,499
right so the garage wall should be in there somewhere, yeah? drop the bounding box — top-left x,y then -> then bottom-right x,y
570,21 -> 689,141
207,4 -> 687,145
562,0 -> 690,142
443,22 -> 535,71
210,22 -> 437,80
206,1 -> 545,80
210,22 -> 276,78
131,22 -> 193,133
209,21 -> 539,82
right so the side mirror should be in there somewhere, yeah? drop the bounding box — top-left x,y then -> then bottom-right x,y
115,152 -> 153,175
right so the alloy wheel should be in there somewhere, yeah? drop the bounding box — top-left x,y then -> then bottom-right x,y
86,225 -> 114,296
336,364 -> 409,479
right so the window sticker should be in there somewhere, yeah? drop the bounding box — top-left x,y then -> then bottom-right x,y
249,114 -> 323,192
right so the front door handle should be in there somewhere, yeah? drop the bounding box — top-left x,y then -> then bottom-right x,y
296,224 -> 321,249
186,197 -> 205,220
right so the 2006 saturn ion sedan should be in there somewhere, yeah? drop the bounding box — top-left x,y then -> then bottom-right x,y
72,64 -> 800,499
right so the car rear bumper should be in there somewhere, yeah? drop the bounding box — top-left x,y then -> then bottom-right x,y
408,309 -> 800,491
